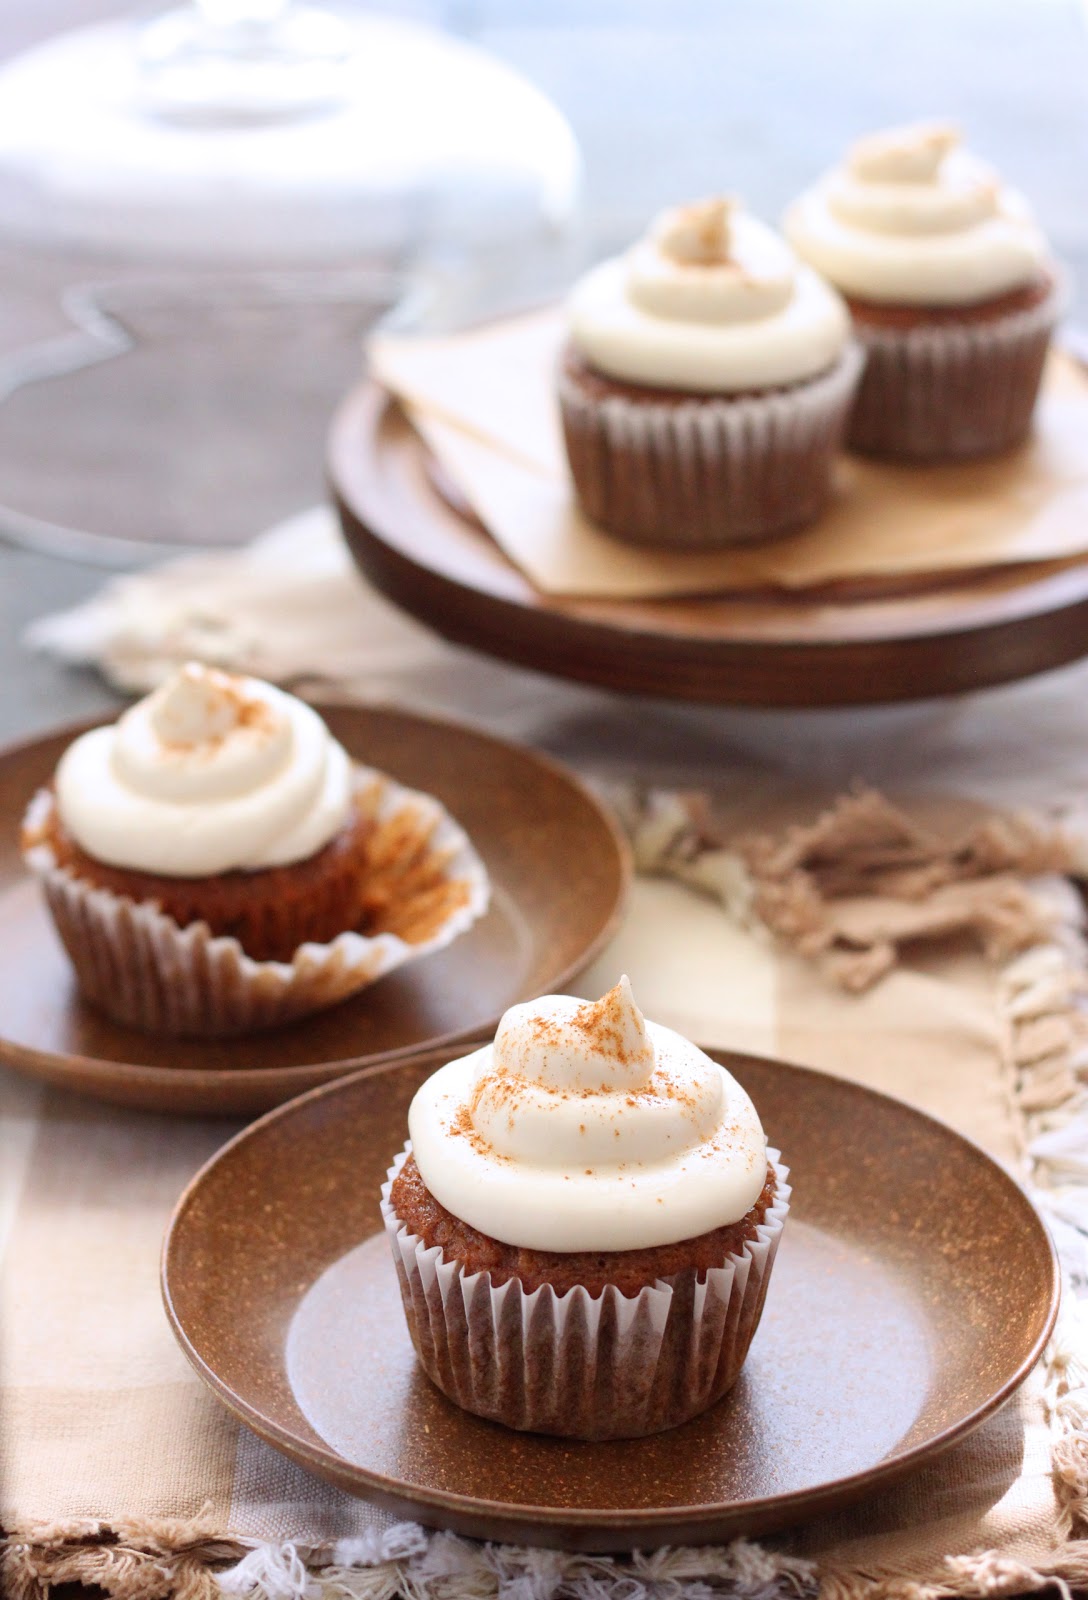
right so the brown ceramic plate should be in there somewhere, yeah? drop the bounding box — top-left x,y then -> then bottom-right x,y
0,706 -> 628,1116
329,380 -> 1088,708
162,1049 -> 1059,1550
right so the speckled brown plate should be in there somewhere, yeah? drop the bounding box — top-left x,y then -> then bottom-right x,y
0,706 -> 628,1116
162,1049 -> 1059,1550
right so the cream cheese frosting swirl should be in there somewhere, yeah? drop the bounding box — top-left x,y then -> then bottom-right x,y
784,122 -> 1049,306
566,196 -> 850,393
54,662 -> 353,876
408,976 -> 769,1252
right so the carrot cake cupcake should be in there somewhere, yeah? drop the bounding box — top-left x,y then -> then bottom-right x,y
383,975 -> 790,1439
558,195 -> 862,548
21,663 -> 488,1036
784,122 -> 1064,460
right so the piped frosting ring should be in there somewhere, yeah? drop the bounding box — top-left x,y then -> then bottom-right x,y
54,663 -> 354,877
408,977 -> 769,1252
567,196 -> 850,393
784,122 -> 1049,306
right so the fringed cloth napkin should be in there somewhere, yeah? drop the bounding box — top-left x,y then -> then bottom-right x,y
6,781 -> 1088,1600
9,513 -> 1088,1598
625,783 -> 1088,995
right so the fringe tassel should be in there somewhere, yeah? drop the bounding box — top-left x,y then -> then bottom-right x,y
818,1540 -> 1088,1600
611,784 -> 1086,994
1002,923 -> 1088,1547
0,1525 -> 819,1600
213,1532 -> 819,1600
0,1507 -> 243,1600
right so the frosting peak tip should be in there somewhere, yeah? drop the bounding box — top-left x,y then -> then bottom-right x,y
149,662 -> 260,747
848,121 -> 961,184
654,196 -> 737,265
572,976 -> 652,1070
492,980 -> 656,1093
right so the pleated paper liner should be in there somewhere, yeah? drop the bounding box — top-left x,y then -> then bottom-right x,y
382,1145 -> 790,1439
21,768 -> 490,1038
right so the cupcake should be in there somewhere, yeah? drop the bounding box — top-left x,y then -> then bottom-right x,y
558,196 -> 862,548
21,663 -> 488,1037
784,122 -> 1065,461
382,975 -> 790,1439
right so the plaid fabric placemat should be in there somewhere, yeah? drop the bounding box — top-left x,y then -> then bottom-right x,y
5,784 -> 1088,1600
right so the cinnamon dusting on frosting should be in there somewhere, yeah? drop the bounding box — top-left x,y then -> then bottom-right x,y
149,662 -> 275,752
570,977 -> 655,1074
406,979 -> 769,1252
446,1099 -> 509,1164
654,197 -> 735,266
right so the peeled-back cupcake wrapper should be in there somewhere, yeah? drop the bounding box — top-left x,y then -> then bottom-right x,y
558,342 -> 863,550
847,274 -> 1066,461
381,1145 -> 791,1441
22,772 -> 490,1039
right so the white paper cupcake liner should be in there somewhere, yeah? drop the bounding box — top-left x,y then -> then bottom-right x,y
847,272 -> 1066,461
21,769 -> 490,1038
558,343 -> 863,549
382,1145 -> 790,1440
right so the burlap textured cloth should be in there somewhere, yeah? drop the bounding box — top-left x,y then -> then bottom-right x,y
7,524 -> 1088,1599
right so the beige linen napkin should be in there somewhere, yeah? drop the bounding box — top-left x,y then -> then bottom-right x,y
5,784 -> 1088,1600
369,309 -> 1088,598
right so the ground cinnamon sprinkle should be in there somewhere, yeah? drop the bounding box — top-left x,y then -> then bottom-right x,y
570,984 -> 650,1067
154,668 -> 276,752
447,1098 -> 509,1162
653,1067 -> 699,1109
526,1015 -> 566,1048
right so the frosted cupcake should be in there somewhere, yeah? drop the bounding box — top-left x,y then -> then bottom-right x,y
785,122 -> 1064,460
21,663 -> 488,1037
382,976 -> 790,1439
558,196 -> 862,548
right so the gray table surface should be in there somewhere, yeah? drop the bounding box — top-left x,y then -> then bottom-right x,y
3,0 -> 1088,748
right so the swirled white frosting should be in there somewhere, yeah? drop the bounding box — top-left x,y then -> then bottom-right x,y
54,663 -> 353,876
784,122 -> 1049,306
566,196 -> 850,393
407,976 -> 769,1252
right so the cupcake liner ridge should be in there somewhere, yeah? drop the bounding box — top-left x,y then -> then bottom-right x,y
559,343 -> 863,549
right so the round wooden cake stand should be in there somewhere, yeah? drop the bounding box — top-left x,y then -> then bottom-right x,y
329,382 -> 1088,709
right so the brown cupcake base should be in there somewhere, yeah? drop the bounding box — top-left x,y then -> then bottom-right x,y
390,1150 -> 776,1296
30,790 -> 376,963
383,1147 -> 790,1440
558,342 -> 863,550
844,269 -> 1064,462
20,771 -> 489,1038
